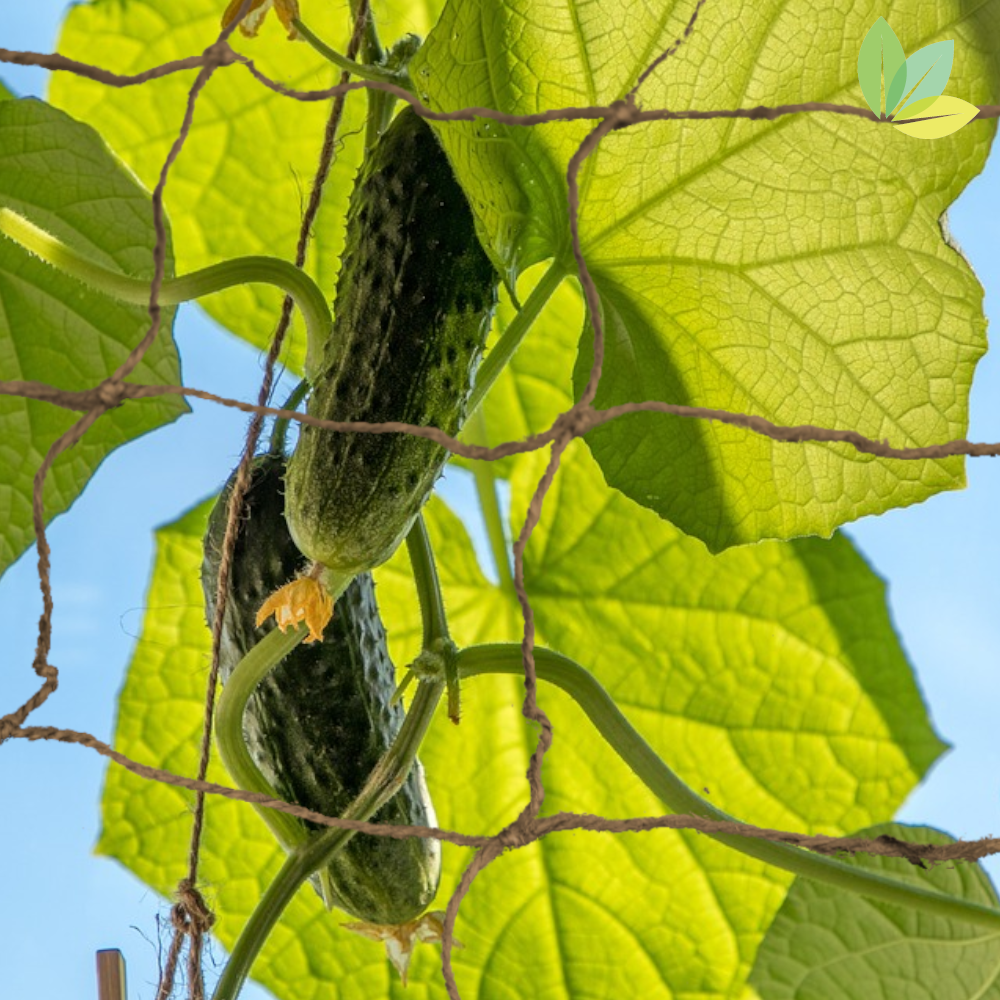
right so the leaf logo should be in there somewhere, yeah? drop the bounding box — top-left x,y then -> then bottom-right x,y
857,17 -> 980,138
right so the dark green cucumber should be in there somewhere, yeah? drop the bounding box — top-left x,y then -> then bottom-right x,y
286,104 -> 500,575
201,452 -> 441,924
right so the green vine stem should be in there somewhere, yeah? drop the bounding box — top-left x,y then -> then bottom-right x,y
467,257 -> 568,419
294,1 -> 418,156
212,677 -> 445,1000
402,513 -> 463,722
292,18 -> 402,88
349,0 -> 385,67
214,624 -> 313,855
364,33 -> 422,153
346,0 -> 391,154
405,514 -> 451,648
268,378 -> 310,457
0,206 -> 332,382
214,575 -> 354,818
214,568 -> 354,907
458,643 -> 1000,932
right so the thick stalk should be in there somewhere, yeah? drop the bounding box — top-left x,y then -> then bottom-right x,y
402,514 -> 461,721
212,678 -> 445,1000
268,379 -> 310,457
365,90 -> 399,153
342,0 -> 395,154
348,0 -> 384,67
458,643 -> 1000,932
467,258 -> 568,418
405,515 -> 451,647
0,207 -> 332,382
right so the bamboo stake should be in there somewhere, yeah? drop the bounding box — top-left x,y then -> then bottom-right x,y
96,950 -> 126,1000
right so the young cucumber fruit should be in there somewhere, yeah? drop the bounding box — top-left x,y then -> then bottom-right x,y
285,104 -> 500,576
201,452 -> 441,924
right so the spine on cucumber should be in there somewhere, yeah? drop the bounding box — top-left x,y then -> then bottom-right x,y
285,104 -> 500,576
201,452 -> 441,925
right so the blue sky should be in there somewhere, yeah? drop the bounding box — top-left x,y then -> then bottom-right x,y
1,6 -> 999,1000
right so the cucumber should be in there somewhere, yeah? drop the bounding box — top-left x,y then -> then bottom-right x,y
285,104 -> 500,576
201,452 -> 441,925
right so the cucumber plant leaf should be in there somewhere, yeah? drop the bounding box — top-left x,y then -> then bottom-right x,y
48,0 -> 447,374
412,2 -> 997,552
891,39 -> 955,119
0,97 -> 186,581
47,2 -> 999,552
105,437 -> 947,999
858,16 -> 908,118
380,445 -> 950,998
748,822 -> 1000,1000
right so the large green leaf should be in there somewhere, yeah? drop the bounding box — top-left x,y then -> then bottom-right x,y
749,822 -> 1000,1000
385,449 -> 950,998
49,0 -> 447,374
411,2 -> 998,552
0,97 -> 186,578
104,443 -> 946,998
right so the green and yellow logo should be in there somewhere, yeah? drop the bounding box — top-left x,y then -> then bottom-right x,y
858,17 -> 979,138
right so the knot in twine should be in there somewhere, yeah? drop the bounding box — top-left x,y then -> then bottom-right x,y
170,879 -> 216,936
96,379 -> 127,409
552,407 -> 594,442
0,716 -> 19,741
608,94 -> 641,130
204,38 -> 239,67
494,817 -> 534,851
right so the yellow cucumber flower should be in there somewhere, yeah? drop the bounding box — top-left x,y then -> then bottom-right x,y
256,575 -> 333,644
